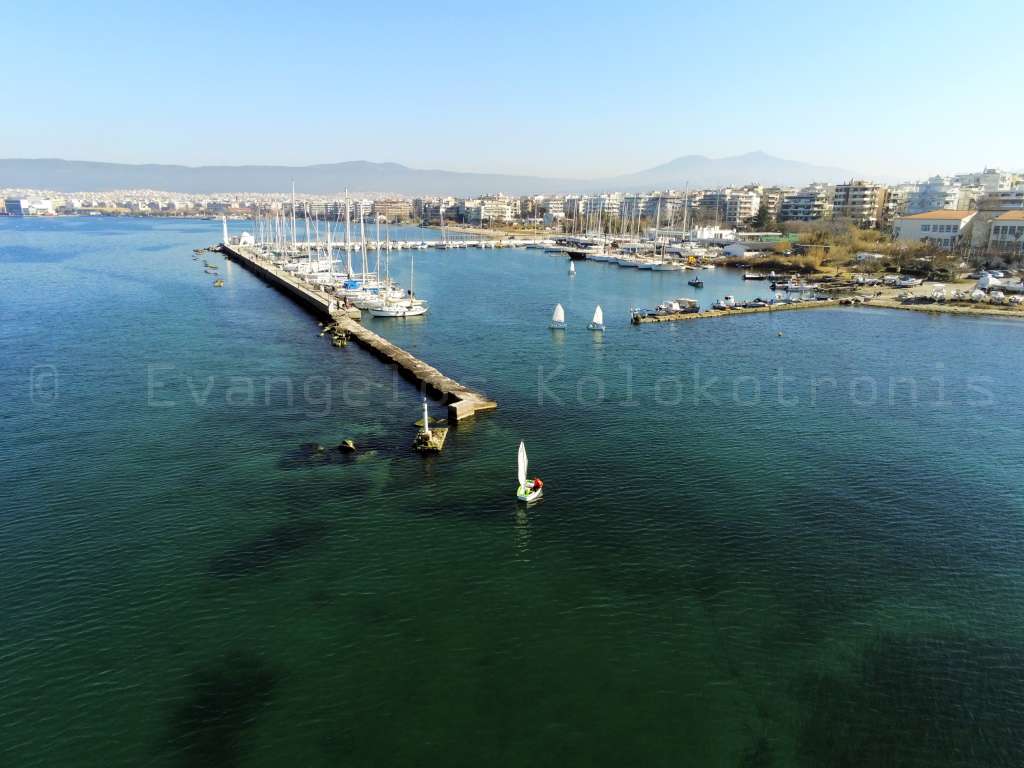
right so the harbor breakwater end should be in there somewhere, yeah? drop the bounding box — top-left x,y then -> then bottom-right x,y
218,244 -> 497,421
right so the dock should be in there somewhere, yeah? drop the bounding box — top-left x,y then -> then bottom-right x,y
633,299 -> 839,323
218,243 -> 497,421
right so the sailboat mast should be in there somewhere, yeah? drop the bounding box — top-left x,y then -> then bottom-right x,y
359,211 -> 367,278
344,189 -> 352,276
290,181 -> 297,253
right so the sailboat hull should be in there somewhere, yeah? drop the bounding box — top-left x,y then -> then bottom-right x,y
516,485 -> 543,502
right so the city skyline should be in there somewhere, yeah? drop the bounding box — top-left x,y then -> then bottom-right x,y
5,0 -> 1023,180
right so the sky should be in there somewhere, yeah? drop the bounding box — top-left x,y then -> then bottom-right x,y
2,0 -> 1021,181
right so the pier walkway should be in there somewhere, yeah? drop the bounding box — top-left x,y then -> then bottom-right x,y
219,243 -> 497,421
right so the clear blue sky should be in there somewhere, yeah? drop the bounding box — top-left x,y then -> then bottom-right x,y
3,0 -> 1020,180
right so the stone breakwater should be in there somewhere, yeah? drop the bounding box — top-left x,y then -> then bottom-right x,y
219,243 -> 497,421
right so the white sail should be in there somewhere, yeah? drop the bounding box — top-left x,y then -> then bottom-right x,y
569,262 -> 576,274
592,305 -> 603,325
517,441 -> 528,489
552,303 -> 565,324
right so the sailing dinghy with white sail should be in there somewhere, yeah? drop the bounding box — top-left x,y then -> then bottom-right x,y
587,305 -> 605,331
516,441 -> 543,502
550,303 -> 566,329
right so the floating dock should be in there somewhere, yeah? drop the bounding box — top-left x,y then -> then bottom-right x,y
219,243 -> 497,421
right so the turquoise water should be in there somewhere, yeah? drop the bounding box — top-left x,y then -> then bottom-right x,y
4,216 -> 1024,767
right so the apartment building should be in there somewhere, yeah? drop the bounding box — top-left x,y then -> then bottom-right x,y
779,184 -> 833,222
832,180 -> 889,228
372,199 -> 413,221
905,176 -> 980,214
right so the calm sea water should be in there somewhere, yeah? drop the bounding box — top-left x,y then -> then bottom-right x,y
4,216 -> 1024,767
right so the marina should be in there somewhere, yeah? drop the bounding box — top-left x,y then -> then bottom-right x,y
6,216 -> 1024,768
220,241 -> 497,421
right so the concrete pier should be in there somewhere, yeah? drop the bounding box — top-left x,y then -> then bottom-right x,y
633,299 -> 839,323
219,243 -> 497,421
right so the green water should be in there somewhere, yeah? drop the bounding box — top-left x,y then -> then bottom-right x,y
3,216 -> 1024,766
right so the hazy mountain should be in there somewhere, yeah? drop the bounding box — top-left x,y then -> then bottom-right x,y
602,151 -> 854,190
0,152 -> 857,196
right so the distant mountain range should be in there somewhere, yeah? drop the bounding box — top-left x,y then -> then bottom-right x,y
0,152 -> 856,196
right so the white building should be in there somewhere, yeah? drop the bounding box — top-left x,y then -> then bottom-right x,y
906,176 -> 975,214
988,211 -> 1024,256
892,209 -> 976,250
779,184 -> 833,222
3,198 -> 55,215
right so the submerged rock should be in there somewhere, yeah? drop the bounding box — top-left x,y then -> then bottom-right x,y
208,519 -> 330,577
167,650 -> 275,767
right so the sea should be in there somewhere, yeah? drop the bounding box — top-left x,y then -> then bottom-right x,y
3,215 -> 1024,767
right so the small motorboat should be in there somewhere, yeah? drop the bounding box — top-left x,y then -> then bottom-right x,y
712,295 -> 737,310
587,305 -> 605,331
550,303 -> 566,329
688,277 -> 704,288
213,279 -> 224,287
516,441 -> 544,502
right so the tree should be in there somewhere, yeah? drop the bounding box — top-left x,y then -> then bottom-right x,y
751,203 -> 773,231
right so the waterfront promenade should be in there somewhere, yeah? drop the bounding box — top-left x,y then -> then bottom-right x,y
219,243 -> 497,421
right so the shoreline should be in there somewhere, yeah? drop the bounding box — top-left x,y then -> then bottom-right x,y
424,223 -> 550,239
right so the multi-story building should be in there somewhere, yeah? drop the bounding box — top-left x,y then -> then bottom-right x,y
779,184 -> 833,222
987,211 -> 1024,256
906,176 -> 970,213
461,196 -> 516,225
892,209 -> 976,251
722,189 -> 761,226
759,187 -> 791,221
883,184 -> 916,224
832,180 -> 889,228
583,193 -> 621,220
4,198 -> 55,215
643,192 -> 684,223
372,199 -> 413,221
956,168 -> 1016,194
618,194 -> 648,221
420,196 -> 457,223
976,188 -> 1024,212
538,196 -> 565,218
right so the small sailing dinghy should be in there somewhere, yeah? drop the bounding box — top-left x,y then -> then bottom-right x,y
516,441 -> 543,502
550,303 -> 566,329
587,304 -> 605,331
569,261 -> 576,276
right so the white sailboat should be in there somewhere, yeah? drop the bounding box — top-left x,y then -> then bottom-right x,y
587,304 -> 605,331
516,441 -> 543,502
569,261 -> 576,276
550,303 -> 566,329
369,236 -> 428,317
